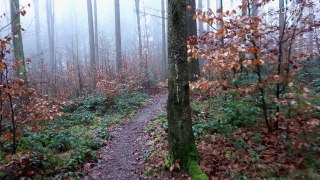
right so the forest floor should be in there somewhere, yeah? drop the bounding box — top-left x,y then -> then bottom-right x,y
83,92 -> 174,180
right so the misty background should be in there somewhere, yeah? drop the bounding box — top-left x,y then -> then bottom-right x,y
0,0 -> 246,73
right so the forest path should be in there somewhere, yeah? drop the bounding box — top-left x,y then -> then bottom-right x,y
84,92 -> 167,180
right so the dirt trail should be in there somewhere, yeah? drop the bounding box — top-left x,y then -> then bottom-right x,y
84,93 -> 167,180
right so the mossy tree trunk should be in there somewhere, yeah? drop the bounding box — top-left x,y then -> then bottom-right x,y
167,0 -> 197,170
11,0 -> 27,82
187,0 -> 200,81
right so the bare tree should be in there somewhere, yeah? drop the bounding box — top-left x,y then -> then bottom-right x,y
135,0 -> 143,62
94,0 -> 99,66
33,0 -> 41,63
46,0 -> 55,81
87,0 -> 96,89
161,0 -> 167,79
114,0 -> 122,71
197,0 -> 203,34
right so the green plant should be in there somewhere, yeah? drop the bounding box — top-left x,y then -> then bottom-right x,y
110,92 -> 149,115
192,121 -> 216,136
221,95 -> 260,128
94,127 -> 112,140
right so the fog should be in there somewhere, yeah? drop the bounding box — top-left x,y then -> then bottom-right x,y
1,0 -> 165,63
0,0 -> 289,97
0,0 -> 259,70
0,1 -> 244,65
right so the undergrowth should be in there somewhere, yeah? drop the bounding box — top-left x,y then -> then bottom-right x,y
144,78 -> 319,179
0,92 -> 149,178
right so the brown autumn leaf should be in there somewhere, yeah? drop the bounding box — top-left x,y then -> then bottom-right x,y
207,18 -> 214,26
254,16 -> 262,23
0,62 -> 6,70
243,60 -> 252,67
1,40 -> 7,49
248,47 -> 256,54
252,59 -> 265,65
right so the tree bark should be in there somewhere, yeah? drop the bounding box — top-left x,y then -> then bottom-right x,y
167,0 -> 197,170
34,0 -> 41,63
276,0 -> 285,113
216,0 -> 224,45
114,0 -> 122,71
197,0 -> 203,34
135,0 -> 143,63
161,0 -> 167,79
207,0 -> 210,31
11,0 -> 27,82
87,0 -> 96,89
94,0 -> 99,66
46,0 -> 55,81
187,0 -> 200,81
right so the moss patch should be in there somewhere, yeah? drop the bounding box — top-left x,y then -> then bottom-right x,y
188,160 -> 209,180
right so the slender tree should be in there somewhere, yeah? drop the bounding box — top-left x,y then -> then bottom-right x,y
135,0 -> 143,62
11,0 -> 27,82
114,0 -> 122,71
33,0 -> 41,63
276,0 -> 285,113
46,0 -> 55,80
87,0 -> 96,89
249,0 -> 271,130
93,0 -> 99,66
207,0 -> 210,31
161,0 -> 167,79
197,0 -> 205,76
187,0 -> 200,81
216,0 -> 224,45
142,7 -> 150,72
167,2 -> 207,178
197,0 -> 203,34
239,0 -> 247,73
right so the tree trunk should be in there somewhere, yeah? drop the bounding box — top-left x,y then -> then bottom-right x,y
167,0 -> 197,170
207,0 -> 210,31
143,8 -> 150,73
87,0 -> 96,90
187,0 -> 200,81
239,0 -> 247,73
135,0 -> 143,63
197,0 -> 205,77
161,0 -> 167,79
46,0 -> 55,82
197,0 -> 203,34
114,0 -> 122,71
276,0 -> 285,113
34,0 -> 41,63
11,0 -> 27,82
94,0 -> 99,66
216,0 -> 224,45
